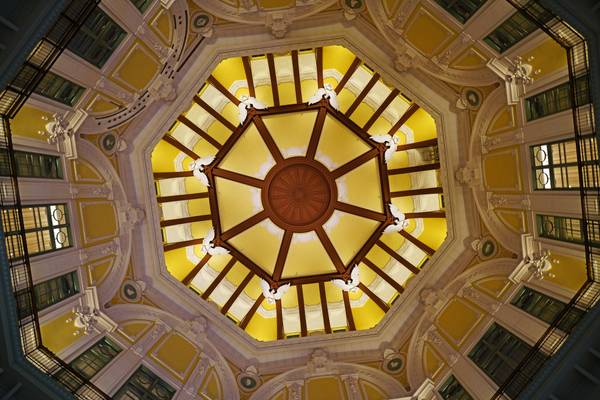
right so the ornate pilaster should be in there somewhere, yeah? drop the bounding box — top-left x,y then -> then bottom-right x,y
341,374 -> 361,400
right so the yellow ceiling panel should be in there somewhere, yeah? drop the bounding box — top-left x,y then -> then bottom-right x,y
256,84 -> 275,108
323,281 -> 342,303
388,173 -> 412,192
244,276 -> 264,299
187,198 -> 211,216
165,247 -> 194,281
302,283 -> 321,306
204,253 -> 235,273
215,177 -> 261,231
305,377 -> 346,400
316,115 -> 370,170
281,282 -> 299,308
301,80 -> 319,103
262,111 -> 317,157
151,140 -> 183,172
349,101 -> 376,128
245,303 -> 277,341
379,231 -> 405,252
220,123 -> 274,178
357,262 -> 378,287
191,220 -> 214,239
323,45 -> 356,74
282,233 -> 337,279
228,221 -> 283,275
521,38 -> 567,79
450,47 -> 489,70
336,88 -> 356,114
337,158 -> 383,212
418,218 -> 447,251
326,211 -> 380,265
404,7 -> 456,57
352,298 -> 385,330
184,176 -> 210,196
225,262 -> 249,286
211,57 -> 245,90
405,108 -> 437,142
391,197 -> 415,214
278,81 -> 297,105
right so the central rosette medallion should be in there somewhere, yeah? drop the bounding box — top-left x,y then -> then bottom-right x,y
263,158 -> 337,232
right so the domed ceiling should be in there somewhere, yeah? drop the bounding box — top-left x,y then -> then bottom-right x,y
151,45 -> 446,341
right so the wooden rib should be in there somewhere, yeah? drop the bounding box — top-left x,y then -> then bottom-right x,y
396,138 -> 438,152
160,215 -> 211,227
157,192 -> 208,203
212,168 -> 264,188
319,282 -> 332,334
376,240 -> 420,274
362,258 -> 404,293
315,47 -> 324,88
207,75 -> 240,105
297,285 -> 308,337
399,230 -> 435,256
315,227 -> 345,274
220,211 -> 268,241
239,294 -> 265,329
254,116 -> 284,163
154,171 -> 193,180
363,88 -> 400,131
345,73 -> 380,117
273,230 -> 293,281
193,96 -> 238,131
221,271 -> 254,314
182,254 -> 211,286
391,187 -> 443,197
389,162 -> 440,175
162,135 -> 199,160
335,57 -> 361,94
404,211 -> 446,219
276,299 -> 284,339
267,54 -> 280,107
335,201 -> 387,222
291,50 -> 302,103
163,238 -> 203,252
388,103 -> 420,136
342,291 -> 356,331
177,115 -> 223,149
242,56 -> 256,97
358,282 -> 389,312
306,107 -> 327,159
331,148 -> 379,179
202,257 -> 237,299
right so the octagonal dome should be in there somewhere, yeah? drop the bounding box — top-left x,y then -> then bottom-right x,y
151,45 -> 447,341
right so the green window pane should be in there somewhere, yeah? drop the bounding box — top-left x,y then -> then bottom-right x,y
130,0 -> 154,13
0,150 -> 63,179
439,375 -> 473,400
434,0 -> 487,23
114,365 -> 176,400
68,8 -> 126,68
34,71 -> 84,106
34,271 -> 80,311
70,337 -> 122,379
525,75 -> 590,121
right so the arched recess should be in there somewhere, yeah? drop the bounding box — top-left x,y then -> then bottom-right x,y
405,257 -> 516,389
76,139 -> 134,304
466,86 -> 524,253
106,303 -> 239,400
249,361 -> 406,399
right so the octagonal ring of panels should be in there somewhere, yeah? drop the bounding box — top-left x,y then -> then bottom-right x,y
151,45 -> 447,341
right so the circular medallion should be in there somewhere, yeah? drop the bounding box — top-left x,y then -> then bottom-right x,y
190,12 -> 214,35
262,158 -> 337,233
382,352 -> 405,374
460,88 -> 483,110
120,280 -> 144,303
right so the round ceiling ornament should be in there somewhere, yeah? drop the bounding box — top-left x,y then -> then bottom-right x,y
471,236 -> 498,260
237,366 -> 261,392
120,279 -> 146,303
190,12 -> 214,37
382,349 -> 405,374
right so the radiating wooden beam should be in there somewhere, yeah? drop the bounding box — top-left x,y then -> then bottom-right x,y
163,238 -> 203,252
202,257 -> 237,300
297,285 -> 308,337
399,230 -> 435,256
266,54 -> 280,107
306,107 -> 327,159
276,299 -> 284,339
242,56 -> 256,98
182,254 -> 211,286
331,148 -> 379,179
177,115 -> 223,149
157,192 -> 208,203
358,282 -> 389,312
221,211 -> 268,241
388,162 -> 440,175
376,240 -> 420,274
315,227 -> 345,273
212,168 -> 264,188
335,57 -> 361,94
193,95 -> 238,131
362,257 -> 404,293
239,294 -> 265,329
160,215 -> 211,227
363,88 -> 400,132
335,201 -> 387,222
319,282 -> 332,334
345,73 -> 380,117
273,230 -> 293,281
342,290 -> 356,331
316,47 -> 324,88
207,75 -> 240,105
154,171 -> 193,180
404,211 -> 446,219
291,50 -> 302,104
162,135 -> 199,160
253,116 -> 284,163
396,138 -> 438,152
391,187 -> 443,197
388,103 -> 420,136
221,271 -> 254,314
